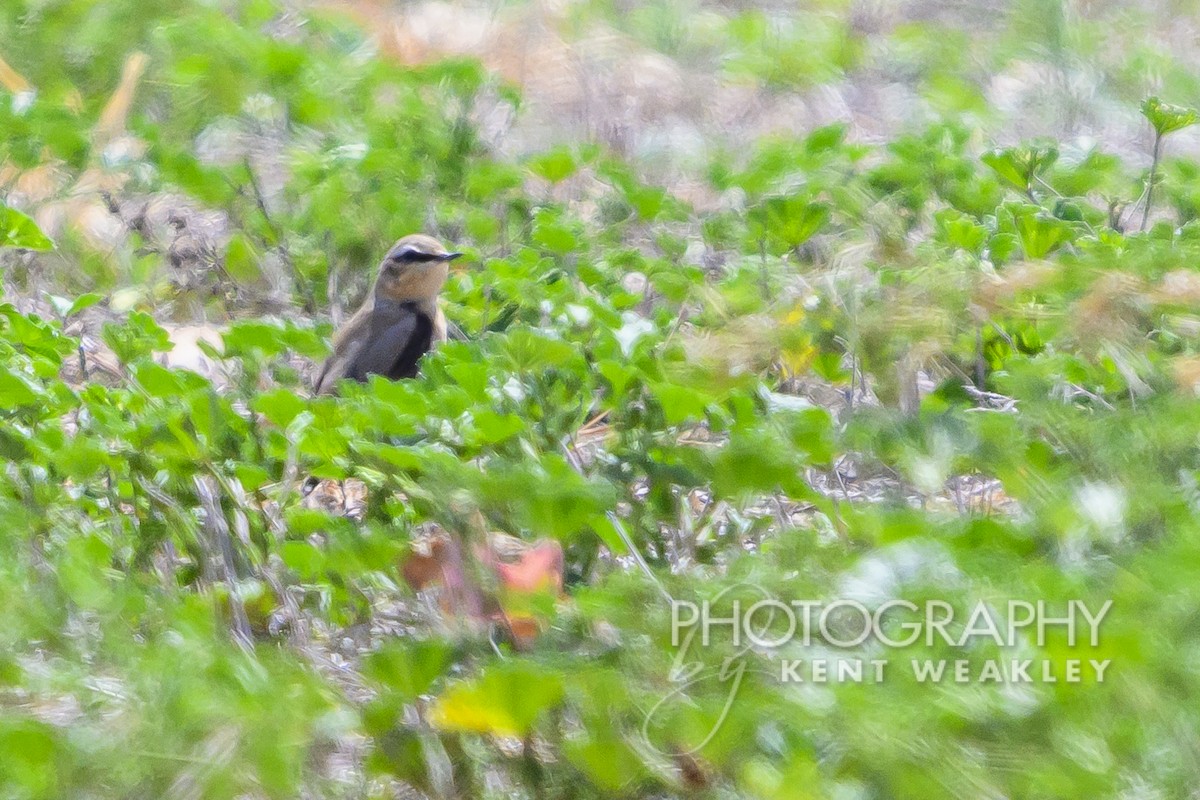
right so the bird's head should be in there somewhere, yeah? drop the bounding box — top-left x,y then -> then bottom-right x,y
374,234 -> 462,302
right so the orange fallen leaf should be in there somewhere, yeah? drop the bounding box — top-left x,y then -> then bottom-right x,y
491,540 -> 564,594
401,531 -> 564,647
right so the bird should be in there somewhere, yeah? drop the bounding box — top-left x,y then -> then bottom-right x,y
314,234 -> 462,395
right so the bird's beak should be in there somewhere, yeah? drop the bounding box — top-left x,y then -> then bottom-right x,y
440,252 -> 464,261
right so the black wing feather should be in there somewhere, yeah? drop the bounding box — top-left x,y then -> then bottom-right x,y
346,301 -> 434,382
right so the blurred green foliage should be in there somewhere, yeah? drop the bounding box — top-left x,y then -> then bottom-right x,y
4,0 -> 1200,798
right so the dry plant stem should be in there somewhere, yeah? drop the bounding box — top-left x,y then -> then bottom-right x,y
607,510 -> 674,604
559,437 -> 673,603
1141,133 -> 1163,232
194,474 -> 254,651
0,52 -> 32,93
223,475 -> 307,644
244,159 -> 314,312
830,461 -> 852,541
135,476 -> 184,585
324,231 -> 342,328
975,327 -> 986,390
275,427 -> 303,509
577,410 -> 610,434
94,52 -> 148,144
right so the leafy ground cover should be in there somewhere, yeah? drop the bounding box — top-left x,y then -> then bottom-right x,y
4,1 -> 1200,798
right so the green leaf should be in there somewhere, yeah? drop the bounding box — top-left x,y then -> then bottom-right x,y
627,185 -> 667,220
597,359 -> 636,397
52,437 -> 112,480
1015,211 -> 1072,259
67,292 -> 102,317
133,362 -> 192,398
0,367 -> 41,409
224,233 -> 262,282
0,717 -> 63,796
711,429 -> 807,498
364,640 -> 454,702
531,208 -> 580,255
501,329 -> 578,371
653,382 -> 710,426
103,312 -> 171,364
982,143 -> 1058,193
563,731 -> 646,791
280,541 -> 325,579
365,724 -> 436,789
935,209 -> 988,255
57,535 -> 114,609
254,388 -> 307,428
754,196 -> 830,250
221,320 -> 301,358
468,409 -> 525,445
0,204 -> 53,250
779,407 -> 835,464
981,149 -> 1027,190
1142,96 -> 1199,137
587,513 -> 630,555
988,232 -> 1019,266
527,146 -> 578,184
477,456 -> 616,540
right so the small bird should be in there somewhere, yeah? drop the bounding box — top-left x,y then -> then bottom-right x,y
314,234 -> 462,395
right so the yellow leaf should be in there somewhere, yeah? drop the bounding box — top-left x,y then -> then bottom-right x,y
430,684 -> 523,737
429,663 -> 564,737
781,305 -> 806,326
779,343 -> 815,376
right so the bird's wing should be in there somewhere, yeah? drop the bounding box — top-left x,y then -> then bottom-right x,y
314,339 -> 363,395
346,301 -> 433,382
314,359 -> 333,395
314,309 -> 371,395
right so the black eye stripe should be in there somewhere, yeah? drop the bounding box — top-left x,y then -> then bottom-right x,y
391,250 -> 444,263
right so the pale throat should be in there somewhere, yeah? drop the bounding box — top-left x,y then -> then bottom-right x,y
375,266 -> 447,313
